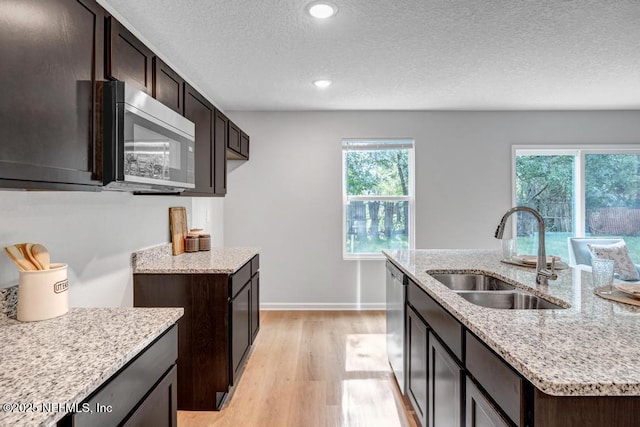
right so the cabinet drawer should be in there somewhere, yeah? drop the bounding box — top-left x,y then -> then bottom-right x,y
251,255 -> 260,276
72,325 -> 178,427
231,261 -> 251,298
407,280 -> 463,360
465,332 -> 524,427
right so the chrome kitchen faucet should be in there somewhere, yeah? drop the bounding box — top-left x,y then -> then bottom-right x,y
495,206 -> 558,286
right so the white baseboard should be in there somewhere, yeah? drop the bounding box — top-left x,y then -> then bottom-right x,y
260,302 -> 386,311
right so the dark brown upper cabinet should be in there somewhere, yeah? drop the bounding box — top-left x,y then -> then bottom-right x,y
182,84 -> 225,197
213,110 -> 228,195
226,121 -> 249,160
0,0 -> 104,190
153,57 -> 185,115
106,16 -> 153,95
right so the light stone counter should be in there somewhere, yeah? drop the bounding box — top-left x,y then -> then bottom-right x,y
0,307 -> 183,427
384,249 -> 640,397
132,243 -> 258,274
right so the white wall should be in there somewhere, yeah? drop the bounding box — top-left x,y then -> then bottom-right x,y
224,110 -> 640,309
0,191 -> 224,307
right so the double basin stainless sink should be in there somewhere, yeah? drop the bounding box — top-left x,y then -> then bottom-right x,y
430,273 -> 565,310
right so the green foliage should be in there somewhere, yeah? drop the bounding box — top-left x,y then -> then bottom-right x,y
585,154 -> 640,209
346,149 -> 409,196
515,155 -> 573,207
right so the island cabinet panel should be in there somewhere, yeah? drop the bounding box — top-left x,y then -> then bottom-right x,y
406,306 -> 428,427
0,0 -> 104,190
533,390 -> 640,427
133,273 -> 230,410
106,16 -> 153,94
68,325 -> 178,427
428,332 -> 463,427
465,377 -> 510,427
465,332 -> 525,427
153,57 -> 185,114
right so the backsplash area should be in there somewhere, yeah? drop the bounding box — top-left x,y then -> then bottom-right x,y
0,191 -> 223,308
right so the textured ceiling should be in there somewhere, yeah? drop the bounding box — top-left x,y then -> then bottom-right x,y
100,0 -> 640,111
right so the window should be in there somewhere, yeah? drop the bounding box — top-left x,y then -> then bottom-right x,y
513,146 -> 640,261
342,139 -> 415,259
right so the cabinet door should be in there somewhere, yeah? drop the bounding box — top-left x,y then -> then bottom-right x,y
407,307 -> 428,427
106,17 -> 153,94
182,84 -> 214,196
0,0 -> 104,189
213,110 -> 228,195
250,272 -> 260,342
227,120 -> 241,153
428,332 -> 463,427
123,365 -> 178,427
230,282 -> 251,386
240,131 -> 250,159
153,57 -> 184,114
465,377 -> 510,427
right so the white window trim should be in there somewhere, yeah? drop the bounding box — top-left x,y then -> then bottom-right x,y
342,139 -> 415,260
511,144 -> 640,238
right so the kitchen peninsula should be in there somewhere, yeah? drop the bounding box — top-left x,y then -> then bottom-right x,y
133,245 -> 260,411
385,249 -> 640,427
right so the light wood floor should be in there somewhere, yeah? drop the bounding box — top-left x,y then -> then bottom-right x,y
178,310 -> 418,427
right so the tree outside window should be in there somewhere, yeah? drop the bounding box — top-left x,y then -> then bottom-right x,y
514,148 -> 640,262
343,139 -> 414,259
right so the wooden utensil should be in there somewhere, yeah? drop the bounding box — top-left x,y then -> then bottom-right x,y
169,207 -> 188,256
29,243 -> 50,270
4,244 -> 38,271
24,243 -> 40,269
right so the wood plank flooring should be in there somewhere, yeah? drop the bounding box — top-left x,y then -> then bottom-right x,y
178,310 -> 418,427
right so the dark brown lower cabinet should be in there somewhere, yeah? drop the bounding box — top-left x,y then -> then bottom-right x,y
230,282 -> 251,386
60,325 -> 178,427
407,306 -> 428,427
465,378 -> 510,427
250,272 -> 260,341
133,254 -> 259,411
428,332 -> 463,427
398,259 -> 640,427
123,365 -> 178,427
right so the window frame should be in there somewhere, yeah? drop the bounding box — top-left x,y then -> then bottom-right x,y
511,144 -> 640,240
342,138 -> 416,260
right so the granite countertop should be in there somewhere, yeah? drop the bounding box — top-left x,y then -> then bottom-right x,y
384,249 -> 640,397
132,243 -> 258,274
0,307 -> 183,427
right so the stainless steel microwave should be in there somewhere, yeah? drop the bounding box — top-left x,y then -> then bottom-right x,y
102,81 -> 195,193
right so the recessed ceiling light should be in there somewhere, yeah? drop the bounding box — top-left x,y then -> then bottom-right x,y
313,79 -> 332,88
308,2 -> 337,19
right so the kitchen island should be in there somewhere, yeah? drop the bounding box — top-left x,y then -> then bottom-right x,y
0,307 -> 183,427
385,249 -> 640,427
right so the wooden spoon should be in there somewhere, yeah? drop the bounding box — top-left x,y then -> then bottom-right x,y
29,243 -> 50,270
24,243 -> 42,270
4,244 -> 38,271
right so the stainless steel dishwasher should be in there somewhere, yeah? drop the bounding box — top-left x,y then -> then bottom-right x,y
386,260 -> 407,394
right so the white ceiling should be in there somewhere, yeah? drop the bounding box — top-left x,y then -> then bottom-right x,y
101,0 -> 640,111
